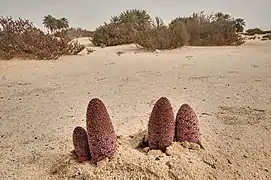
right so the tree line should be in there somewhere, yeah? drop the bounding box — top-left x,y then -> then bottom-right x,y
42,15 -> 69,33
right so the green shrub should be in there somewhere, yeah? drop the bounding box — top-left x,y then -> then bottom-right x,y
92,10 -> 245,49
245,28 -> 264,35
262,34 -> 271,40
244,28 -> 271,35
135,20 -> 189,50
0,17 -> 85,60
91,23 -> 136,46
54,28 -> 93,40
170,12 -> 244,46
91,9 -> 151,47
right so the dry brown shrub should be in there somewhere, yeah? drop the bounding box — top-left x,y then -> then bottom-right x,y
135,21 -> 189,50
91,11 -> 244,49
0,17 -> 85,60
262,34 -> 271,40
91,23 -> 138,46
244,28 -> 271,36
54,28 -> 93,40
170,12 -> 244,46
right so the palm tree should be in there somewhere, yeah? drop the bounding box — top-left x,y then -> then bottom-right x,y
153,16 -> 164,28
110,15 -> 120,24
60,17 -> 69,29
56,17 -> 69,31
223,14 -> 230,21
215,12 -> 224,20
214,12 -> 231,23
133,9 -> 151,25
118,9 -> 151,25
43,15 -> 57,33
234,18 -> 246,32
119,9 -> 137,24
43,15 -> 69,33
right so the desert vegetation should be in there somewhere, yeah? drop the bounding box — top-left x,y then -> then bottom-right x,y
1,9 -> 270,60
54,28 -> 93,39
0,16 -> 85,60
43,15 -> 93,40
43,15 -> 69,33
262,34 -> 271,40
244,28 -> 271,36
92,10 -> 246,50
168,12 -> 244,46
91,9 -> 151,47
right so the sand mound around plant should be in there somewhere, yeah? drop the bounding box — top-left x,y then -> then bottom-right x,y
50,130 -> 219,180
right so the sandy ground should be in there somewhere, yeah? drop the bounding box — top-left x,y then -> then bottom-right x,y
0,40 -> 271,180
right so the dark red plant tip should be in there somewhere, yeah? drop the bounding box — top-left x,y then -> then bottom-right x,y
78,155 -> 89,163
175,104 -> 201,145
86,98 -> 116,164
148,97 -> 175,152
72,126 -> 91,163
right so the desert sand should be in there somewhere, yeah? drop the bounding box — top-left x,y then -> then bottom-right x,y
0,39 -> 271,180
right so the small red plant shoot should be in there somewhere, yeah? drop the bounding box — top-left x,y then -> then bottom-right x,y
73,126 -> 91,163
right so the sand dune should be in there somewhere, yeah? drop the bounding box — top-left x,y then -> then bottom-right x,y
0,40 -> 271,179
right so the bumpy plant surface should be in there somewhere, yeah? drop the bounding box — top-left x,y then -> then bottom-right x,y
86,98 -> 116,164
73,126 -> 91,163
148,97 -> 175,152
175,104 -> 201,145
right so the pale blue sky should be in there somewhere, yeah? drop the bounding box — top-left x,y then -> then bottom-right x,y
1,0 -> 271,31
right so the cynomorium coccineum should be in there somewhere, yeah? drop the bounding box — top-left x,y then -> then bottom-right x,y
72,126 -> 91,163
86,98 -> 117,164
175,104 -> 201,145
73,98 -> 116,164
148,97 -> 175,152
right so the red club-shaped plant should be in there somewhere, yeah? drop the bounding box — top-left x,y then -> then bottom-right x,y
86,98 -> 116,164
175,104 -> 201,145
148,97 -> 175,152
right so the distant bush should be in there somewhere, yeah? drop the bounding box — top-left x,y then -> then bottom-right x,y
92,9 -> 151,47
0,17 -> 85,60
262,34 -> 271,40
91,23 -> 137,46
55,28 -> 93,40
170,12 -> 244,46
244,28 -> 271,36
92,10 -> 244,49
135,17 -> 189,50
